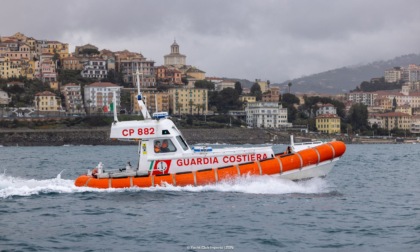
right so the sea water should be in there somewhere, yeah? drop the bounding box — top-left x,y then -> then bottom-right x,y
0,144 -> 419,252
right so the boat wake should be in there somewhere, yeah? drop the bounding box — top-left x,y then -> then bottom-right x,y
142,175 -> 332,195
0,173 -> 332,199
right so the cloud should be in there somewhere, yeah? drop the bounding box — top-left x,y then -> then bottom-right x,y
2,0 -> 420,83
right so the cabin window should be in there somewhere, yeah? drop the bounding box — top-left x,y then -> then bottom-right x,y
162,130 -> 170,135
154,139 -> 177,153
176,135 -> 189,151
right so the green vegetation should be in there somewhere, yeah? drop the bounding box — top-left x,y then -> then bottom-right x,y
250,82 -> 262,101
194,80 -> 215,90
351,77 -> 403,92
208,88 -> 243,113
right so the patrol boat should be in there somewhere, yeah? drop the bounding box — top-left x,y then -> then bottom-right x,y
74,71 -> 346,189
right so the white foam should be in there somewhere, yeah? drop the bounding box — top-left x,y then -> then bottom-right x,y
0,173 -> 330,198
0,173 -> 102,198
143,175 -> 330,195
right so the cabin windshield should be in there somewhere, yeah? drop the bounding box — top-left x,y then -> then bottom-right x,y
154,139 -> 177,153
176,135 -> 189,151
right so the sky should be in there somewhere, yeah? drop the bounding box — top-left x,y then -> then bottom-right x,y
1,0 -> 420,83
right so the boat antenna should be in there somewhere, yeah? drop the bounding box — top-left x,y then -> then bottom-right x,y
113,90 -> 118,122
135,67 -> 151,119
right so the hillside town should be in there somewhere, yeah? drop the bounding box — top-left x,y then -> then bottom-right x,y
1,32 -> 420,137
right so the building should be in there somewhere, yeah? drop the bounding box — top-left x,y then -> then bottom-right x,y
74,44 -> 99,57
256,79 -> 269,93
262,87 -> 280,102
215,80 -> 235,91
375,90 -> 420,109
34,91 -> 62,112
346,92 -> 376,106
0,90 -> 11,105
402,64 -> 420,83
315,114 -> 341,134
411,122 -> 420,134
46,41 -> 70,60
134,91 -> 170,114
114,50 -> 155,87
374,112 -> 412,131
164,40 -> 186,67
316,103 -> 337,116
62,56 -> 84,70
84,82 -> 121,113
184,67 -> 205,81
81,58 -> 108,79
156,66 -> 183,84
395,104 -> 412,115
40,59 -> 57,82
168,88 -> 208,115
245,102 -> 289,128
368,113 -> 384,129
239,95 -> 257,103
6,81 -> 24,88
384,67 -> 402,83
61,83 -> 84,114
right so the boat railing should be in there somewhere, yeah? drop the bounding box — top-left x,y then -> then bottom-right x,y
293,141 -> 324,146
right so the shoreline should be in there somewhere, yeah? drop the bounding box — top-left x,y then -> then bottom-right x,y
0,127 -> 292,146
1,127 -> 415,146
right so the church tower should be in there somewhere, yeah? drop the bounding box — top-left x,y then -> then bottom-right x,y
164,40 -> 186,68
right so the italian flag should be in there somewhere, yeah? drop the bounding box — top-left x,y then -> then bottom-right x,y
103,102 -> 114,113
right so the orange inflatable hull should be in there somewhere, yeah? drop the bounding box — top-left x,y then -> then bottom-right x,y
75,141 -> 346,189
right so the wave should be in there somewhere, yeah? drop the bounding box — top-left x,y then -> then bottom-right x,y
0,173 -> 331,199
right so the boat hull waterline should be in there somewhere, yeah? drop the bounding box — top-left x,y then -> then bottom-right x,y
75,141 -> 346,189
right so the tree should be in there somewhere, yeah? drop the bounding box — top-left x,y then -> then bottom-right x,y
288,82 -> 292,93
181,77 -> 188,85
194,80 -> 215,90
188,99 -> 194,115
392,97 -> 397,111
250,83 -> 262,101
346,103 -> 368,132
234,81 -> 242,95
281,93 -> 300,106
351,77 -> 402,92
214,88 -> 241,113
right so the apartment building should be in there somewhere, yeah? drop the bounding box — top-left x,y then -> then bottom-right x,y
346,92 -> 376,106
316,103 -> 337,116
402,64 -> 420,83
384,67 -> 402,83
245,102 -> 289,128
373,112 -> 412,131
61,83 -> 84,114
81,58 -> 108,79
168,88 -> 208,115
84,82 -> 121,113
262,87 -> 280,102
115,51 -> 155,87
215,80 -> 235,91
